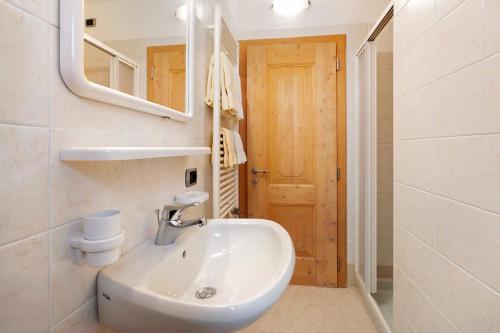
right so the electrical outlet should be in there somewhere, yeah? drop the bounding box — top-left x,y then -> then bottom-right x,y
185,168 -> 197,187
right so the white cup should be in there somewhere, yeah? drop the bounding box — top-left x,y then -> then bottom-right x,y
83,210 -> 121,240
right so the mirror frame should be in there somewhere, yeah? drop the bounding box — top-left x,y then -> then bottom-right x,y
60,0 -> 195,121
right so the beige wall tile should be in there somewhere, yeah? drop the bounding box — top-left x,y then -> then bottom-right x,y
394,265 -> 458,333
393,45 -> 407,97
394,0 -> 500,330
433,253 -> 500,332
393,141 -> 406,183
435,135 -> 500,214
393,306 -> 416,333
394,226 -> 436,299
5,0 -> 50,22
435,199 -> 500,292
377,94 -> 393,121
434,0 -> 483,79
0,1 -> 49,127
121,193 -> 169,252
481,0 -> 500,57
401,83 -> 438,139
400,139 -> 438,192
50,130 -> 124,227
394,5 -> 408,55
0,233 -> 49,333
404,27 -> 437,92
0,125 -> 49,245
406,0 -> 435,45
480,53 -> 500,130
394,0 -> 409,14
393,98 -> 404,141
48,27 -> 125,133
394,184 -> 436,245
377,118 -> 393,144
377,167 -> 393,194
434,0 -> 466,22
49,0 -> 58,26
403,53 -> 500,139
50,297 -> 115,333
50,221 -> 100,324
377,144 -> 393,170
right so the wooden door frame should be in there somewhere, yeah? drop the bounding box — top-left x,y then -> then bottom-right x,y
238,35 -> 347,287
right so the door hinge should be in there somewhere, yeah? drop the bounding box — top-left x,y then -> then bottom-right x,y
336,167 -> 341,181
150,66 -> 156,79
337,256 -> 340,272
336,58 -> 341,71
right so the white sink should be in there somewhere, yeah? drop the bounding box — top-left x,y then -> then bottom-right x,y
97,219 -> 295,333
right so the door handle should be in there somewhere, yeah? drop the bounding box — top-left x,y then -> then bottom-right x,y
251,167 -> 269,174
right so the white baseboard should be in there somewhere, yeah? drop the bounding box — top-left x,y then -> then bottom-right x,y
354,272 -> 392,333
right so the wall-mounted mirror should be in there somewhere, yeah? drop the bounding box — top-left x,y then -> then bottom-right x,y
60,0 -> 195,121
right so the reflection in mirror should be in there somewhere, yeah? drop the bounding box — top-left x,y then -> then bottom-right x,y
83,0 -> 187,113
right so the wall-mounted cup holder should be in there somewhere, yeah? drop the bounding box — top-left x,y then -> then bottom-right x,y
69,209 -> 125,267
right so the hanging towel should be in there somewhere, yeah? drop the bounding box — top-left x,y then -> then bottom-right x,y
205,53 -> 244,120
205,55 -> 215,108
220,53 -> 244,120
232,130 -> 247,165
221,128 -> 237,168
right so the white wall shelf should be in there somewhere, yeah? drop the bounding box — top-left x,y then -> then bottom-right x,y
60,147 -> 211,161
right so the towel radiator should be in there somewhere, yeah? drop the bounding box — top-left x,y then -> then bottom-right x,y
219,133 -> 239,217
211,5 -> 240,218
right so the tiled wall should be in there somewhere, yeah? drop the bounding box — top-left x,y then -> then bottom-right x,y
376,51 -> 393,277
393,0 -> 500,331
0,0 -> 214,332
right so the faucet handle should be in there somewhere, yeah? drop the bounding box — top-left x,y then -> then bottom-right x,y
170,201 -> 200,221
160,205 -> 178,221
158,202 -> 199,223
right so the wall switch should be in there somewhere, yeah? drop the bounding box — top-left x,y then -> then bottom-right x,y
185,168 -> 197,187
85,18 -> 96,27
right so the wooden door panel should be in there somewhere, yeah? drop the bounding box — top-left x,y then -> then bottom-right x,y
314,42 -> 338,287
269,205 -> 314,257
292,258 -> 316,285
269,66 -> 313,184
268,185 -> 315,205
266,43 -> 315,64
247,40 -> 338,287
147,45 -> 186,112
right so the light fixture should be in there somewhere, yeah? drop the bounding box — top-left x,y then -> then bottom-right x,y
272,0 -> 310,17
175,4 -> 187,22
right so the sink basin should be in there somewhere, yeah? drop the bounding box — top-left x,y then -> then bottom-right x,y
97,219 -> 295,333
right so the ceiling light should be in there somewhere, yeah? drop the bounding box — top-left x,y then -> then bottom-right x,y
272,0 -> 310,17
175,4 -> 187,22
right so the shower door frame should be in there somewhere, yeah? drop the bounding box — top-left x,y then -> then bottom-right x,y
355,41 -> 378,295
354,2 -> 394,332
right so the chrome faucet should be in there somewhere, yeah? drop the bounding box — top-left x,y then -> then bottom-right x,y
154,202 -> 207,245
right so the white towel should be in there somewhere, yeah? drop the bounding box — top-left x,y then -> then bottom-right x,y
205,55 -> 215,108
221,53 -> 244,120
221,128 -> 237,168
232,130 -> 247,165
205,53 -> 244,120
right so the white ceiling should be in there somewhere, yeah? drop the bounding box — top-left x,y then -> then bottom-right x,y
218,0 -> 391,33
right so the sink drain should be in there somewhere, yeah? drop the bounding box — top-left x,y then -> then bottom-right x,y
195,287 -> 216,299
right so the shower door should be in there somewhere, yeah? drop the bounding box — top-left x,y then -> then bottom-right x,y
355,42 -> 378,294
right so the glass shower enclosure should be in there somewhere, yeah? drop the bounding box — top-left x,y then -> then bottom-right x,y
355,8 -> 394,331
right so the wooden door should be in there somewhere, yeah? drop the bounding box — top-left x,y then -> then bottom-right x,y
147,45 -> 186,111
246,39 -> 341,287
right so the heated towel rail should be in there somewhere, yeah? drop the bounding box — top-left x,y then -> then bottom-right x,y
211,5 -> 240,218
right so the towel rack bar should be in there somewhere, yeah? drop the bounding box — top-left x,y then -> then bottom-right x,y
212,4 -> 239,219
